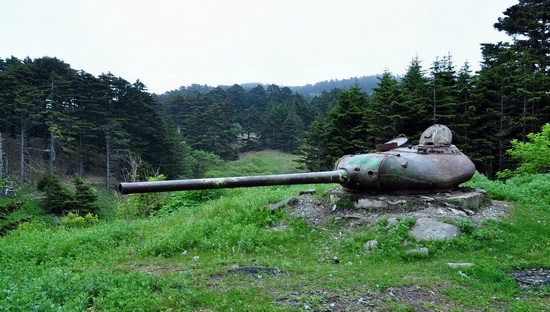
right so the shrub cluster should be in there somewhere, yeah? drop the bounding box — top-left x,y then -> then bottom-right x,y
37,174 -> 98,215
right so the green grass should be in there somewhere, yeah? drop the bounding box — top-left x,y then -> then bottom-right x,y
204,149 -> 304,177
0,153 -> 549,311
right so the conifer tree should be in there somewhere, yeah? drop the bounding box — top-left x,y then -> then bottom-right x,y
73,176 -> 98,215
297,115 -> 333,171
367,71 -> 402,144
430,54 -> 460,127
280,109 -> 305,153
325,85 -> 370,157
399,57 -> 432,140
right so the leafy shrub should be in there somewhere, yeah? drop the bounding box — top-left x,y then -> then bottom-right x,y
159,189 -> 226,215
17,220 -> 48,232
116,175 -> 169,219
190,150 -> 224,178
497,123 -> 550,179
60,212 -> 99,229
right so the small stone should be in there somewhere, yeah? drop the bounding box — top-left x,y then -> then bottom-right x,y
363,240 -> 378,254
406,247 -> 429,256
449,208 -> 467,216
388,200 -> 406,208
387,217 -> 399,227
192,256 -> 200,262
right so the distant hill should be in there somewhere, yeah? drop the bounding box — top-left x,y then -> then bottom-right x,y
161,75 -> 382,101
289,75 -> 381,100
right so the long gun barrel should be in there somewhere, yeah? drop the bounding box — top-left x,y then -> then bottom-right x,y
119,170 -> 349,194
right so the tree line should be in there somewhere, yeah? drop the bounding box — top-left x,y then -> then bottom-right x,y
0,57 -> 186,188
0,0 -> 548,187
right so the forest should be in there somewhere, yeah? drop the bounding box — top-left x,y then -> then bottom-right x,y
0,0 -> 549,190
0,1 -> 550,310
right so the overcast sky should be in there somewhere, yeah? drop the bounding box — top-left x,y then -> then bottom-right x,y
2,0 -> 517,94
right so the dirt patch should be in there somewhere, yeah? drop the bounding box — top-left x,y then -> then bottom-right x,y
226,266 -> 282,276
209,266 -> 283,282
275,288 -> 383,311
510,268 -> 550,288
385,285 -> 456,311
286,195 -> 335,226
273,284 -> 459,311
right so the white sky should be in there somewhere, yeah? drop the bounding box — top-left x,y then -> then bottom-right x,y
2,0 -> 517,94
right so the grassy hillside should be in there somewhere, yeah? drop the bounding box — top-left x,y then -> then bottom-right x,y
0,152 -> 549,311
204,149 -> 305,177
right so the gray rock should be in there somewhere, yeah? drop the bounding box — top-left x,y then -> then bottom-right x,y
446,189 -> 486,210
408,217 -> 461,241
406,247 -> 429,256
363,240 -> 378,253
356,198 -> 388,209
386,217 -> 399,227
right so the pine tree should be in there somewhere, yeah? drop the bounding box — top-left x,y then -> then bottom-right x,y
280,109 -> 305,153
430,54 -> 460,127
367,71 -> 402,144
297,115 -> 333,171
399,57 -> 432,140
37,174 -> 74,214
73,176 -> 98,215
476,43 -> 518,175
309,88 -> 342,117
325,85 -> 370,157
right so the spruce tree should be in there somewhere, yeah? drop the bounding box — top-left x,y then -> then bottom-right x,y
430,54 -> 460,127
325,85 -> 370,158
297,115 -> 333,171
399,57 -> 432,140
367,71 -> 402,144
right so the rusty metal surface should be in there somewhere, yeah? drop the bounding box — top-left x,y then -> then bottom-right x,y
334,146 -> 475,193
375,142 -> 398,152
118,125 -> 476,195
419,124 -> 453,146
376,137 -> 408,152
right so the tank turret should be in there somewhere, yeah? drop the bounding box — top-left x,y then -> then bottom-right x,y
119,125 -> 475,195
